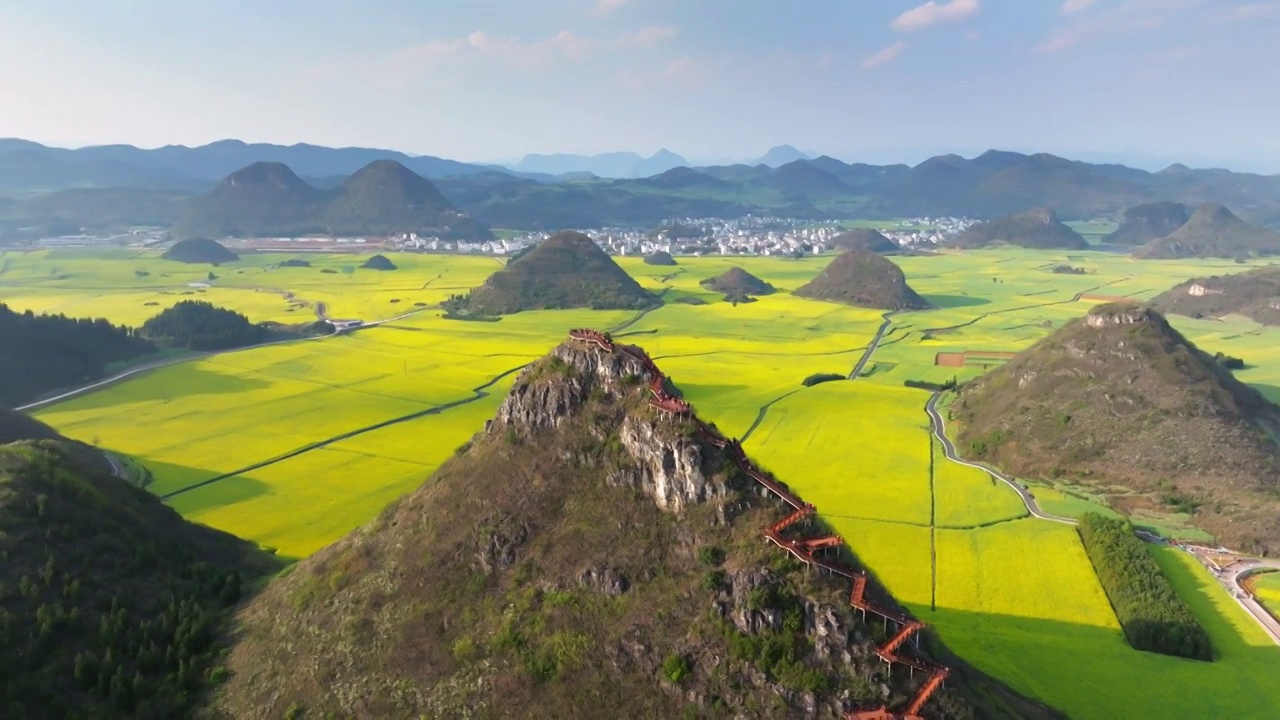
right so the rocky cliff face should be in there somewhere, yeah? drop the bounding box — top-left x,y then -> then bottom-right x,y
492,342 -> 727,512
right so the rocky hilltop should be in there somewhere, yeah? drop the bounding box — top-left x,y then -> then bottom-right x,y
950,208 -> 1088,250
1135,203 -> 1280,259
700,267 -> 776,296
795,250 -> 929,310
449,231 -> 660,315
1150,267 -> 1280,325
829,228 -> 898,253
954,303 -> 1280,553
0,410 -> 276,717
1104,201 -> 1189,246
210,338 -> 1050,719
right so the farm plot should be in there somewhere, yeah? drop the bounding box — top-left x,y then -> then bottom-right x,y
745,382 -> 933,526
932,440 -> 1027,528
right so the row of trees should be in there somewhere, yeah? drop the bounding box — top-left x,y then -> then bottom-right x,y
1077,513 -> 1213,660
0,304 -> 154,407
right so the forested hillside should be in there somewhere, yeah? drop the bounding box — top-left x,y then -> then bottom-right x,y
0,430 -> 278,717
140,301 -> 267,351
0,304 -> 153,407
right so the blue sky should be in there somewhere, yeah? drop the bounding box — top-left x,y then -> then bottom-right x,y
2,0 -> 1278,169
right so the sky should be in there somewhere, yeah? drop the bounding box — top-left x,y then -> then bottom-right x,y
2,0 -> 1279,170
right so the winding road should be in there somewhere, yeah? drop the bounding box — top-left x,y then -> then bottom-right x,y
1192,556 -> 1280,645
848,312 -> 894,379
925,393 -> 1075,525
927,392 -> 1280,645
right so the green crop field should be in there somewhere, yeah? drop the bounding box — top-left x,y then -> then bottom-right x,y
1253,572 -> 1280,616
15,244 -> 1280,717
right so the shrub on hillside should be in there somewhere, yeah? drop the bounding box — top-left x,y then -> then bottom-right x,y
1076,513 -> 1212,661
904,378 -> 957,392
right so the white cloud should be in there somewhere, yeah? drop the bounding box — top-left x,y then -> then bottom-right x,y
617,25 -> 679,49
384,25 -> 678,75
1060,0 -> 1101,14
890,0 -> 981,32
861,41 -> 906,69
1035,0 -> 1196,53
593,0 -> 628,15
966,30 -> 981,41
1226,2 -> 1280,20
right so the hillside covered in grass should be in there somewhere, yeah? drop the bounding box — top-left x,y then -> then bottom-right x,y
175,160 -> 492,241
953,303 -> 1280,553
1104,202 -> 1189,246
209,340 -> 1052,719
0,411 -> 278,717
950,209 -> 1088,250
1135,204 -> 1280,259
446,231 -> 660,316
794,250 -> 929,310
1150,266 -> 1280,325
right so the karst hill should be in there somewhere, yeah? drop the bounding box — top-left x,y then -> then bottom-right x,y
950,208 -> 1089,250
953,303 -> 1280,553
643,250 -> 678,266
360,253 -> 397,271
829,228 -> 898,254
323,159 -> 491,239
175,160 -> 492,240
161,237 -> 239,264
1151,267 -> 1280,325
700,267 -> 776,296
794,249 -> 929,310
1104,201 -> 1189,246
209,336 -> 1053,720
0,410 -> 277,717
450,231 -> 660,315
1135,203 -> 1280,259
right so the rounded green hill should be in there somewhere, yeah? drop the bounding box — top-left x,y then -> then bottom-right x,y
360,254 -> 398,271
794,249 -> 928,310
452,231 -> 659,315
162,237 -> 239,264
955,302 -> 1280,553
699,267 -> 775,296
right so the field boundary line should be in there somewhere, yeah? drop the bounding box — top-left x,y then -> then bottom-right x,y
159,361 -> 532,500
16,307 -> 436,413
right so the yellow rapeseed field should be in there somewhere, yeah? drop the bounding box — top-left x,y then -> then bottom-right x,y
21,246 -> 1280,718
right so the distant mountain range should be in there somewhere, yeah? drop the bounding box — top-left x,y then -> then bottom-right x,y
0,138 -> 525,193
508,149 -> 688,178
2,138 -> 1280,240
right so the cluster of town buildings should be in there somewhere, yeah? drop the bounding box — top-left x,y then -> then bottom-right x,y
28,215 -> 977,256
390,215 -> 977,257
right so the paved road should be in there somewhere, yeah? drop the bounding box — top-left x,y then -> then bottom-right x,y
1194,556 -> 1280,645
848,312 -> 894,380
101,450 -> 127,479
925,393 -> 1076,525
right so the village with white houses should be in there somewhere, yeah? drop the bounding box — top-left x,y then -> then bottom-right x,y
31,214 -> 978,257
390,215 -> 978,257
